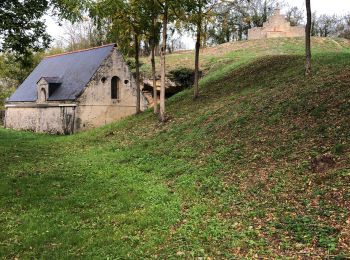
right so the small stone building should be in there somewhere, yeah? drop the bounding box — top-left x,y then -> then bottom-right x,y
5,44 -> 147,134
248,8 -> 305,40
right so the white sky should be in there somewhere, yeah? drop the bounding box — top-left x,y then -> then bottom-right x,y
283,0 -> 350,16
45,0 -> 350,49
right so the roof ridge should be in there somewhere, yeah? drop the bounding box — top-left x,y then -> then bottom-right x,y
44,43 -> 116,59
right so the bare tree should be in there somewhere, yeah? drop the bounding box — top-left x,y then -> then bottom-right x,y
285,6 -> 304,26
58,18 -> 107,51
317,14 -> 339,37
339,14 -> 350,39
206,0 -> 279,44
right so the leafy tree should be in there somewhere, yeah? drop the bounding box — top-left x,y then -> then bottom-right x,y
0,0 -> 87,64
146,0 -> 162,115
0,54 -> 19,109
151,5 -> 160,115
92,0 -> 152,114
155,0 -> 184,122
0,0 -> 51,65
184,0 -> 217,99
158,0 -> 169,122
0,52 -> 43,108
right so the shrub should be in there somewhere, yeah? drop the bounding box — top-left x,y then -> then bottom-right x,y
125,58 -> 136,70
168,67 -> 196,88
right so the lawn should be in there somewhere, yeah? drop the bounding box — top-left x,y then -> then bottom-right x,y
1,37 -> 350,258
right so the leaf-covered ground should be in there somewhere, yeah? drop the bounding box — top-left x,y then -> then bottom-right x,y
1,37 -> 350,258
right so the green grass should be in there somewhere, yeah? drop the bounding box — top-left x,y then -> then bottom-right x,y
140,37 -> 350,77
1,37 -> 350,258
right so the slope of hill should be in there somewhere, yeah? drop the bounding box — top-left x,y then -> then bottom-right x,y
1,37 -> 350,258
140,37 -> 350,77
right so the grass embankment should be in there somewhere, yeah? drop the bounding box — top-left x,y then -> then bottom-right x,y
1,37 -> 350,258
140,37 -> 350,77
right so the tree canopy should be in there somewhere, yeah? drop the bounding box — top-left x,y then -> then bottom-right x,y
0,0 -> 87,64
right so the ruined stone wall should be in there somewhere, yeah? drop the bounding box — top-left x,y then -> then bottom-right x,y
5,104 -> 76,134
289,27 -> 305,37
248,28 -> 268,40
76,49 -> 148,131
248,9 -> 305,40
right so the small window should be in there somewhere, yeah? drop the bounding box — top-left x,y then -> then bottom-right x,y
111,76 -> 120,99
101,77 -> 107,83
48,83 -> 60,97
124,80 -> 129,85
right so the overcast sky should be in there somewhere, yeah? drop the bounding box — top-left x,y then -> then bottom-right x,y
283,0 -> 350,16
46,0 -> 350,48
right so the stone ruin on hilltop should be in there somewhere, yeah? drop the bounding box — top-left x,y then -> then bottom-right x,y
248,8 -> 305,40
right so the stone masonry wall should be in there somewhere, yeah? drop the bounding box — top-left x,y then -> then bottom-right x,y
248,9 -> 305,40
76,48 -> 148,131
5,105 -> 76,134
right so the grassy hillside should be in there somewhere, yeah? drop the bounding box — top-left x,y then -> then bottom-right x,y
1,37 -> 350,258
140,37 -> 350,77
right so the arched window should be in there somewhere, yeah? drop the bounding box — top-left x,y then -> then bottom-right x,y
40,88 -> 46,102
111,76 -> 120,99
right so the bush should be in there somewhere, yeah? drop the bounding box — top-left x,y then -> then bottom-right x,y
126,58 -> 137,70
168,67 -> 196,88
0,75 -> 17,109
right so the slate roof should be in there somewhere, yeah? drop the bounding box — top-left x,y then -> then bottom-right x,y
38,77 -> 62,84
8,44 -> 115,102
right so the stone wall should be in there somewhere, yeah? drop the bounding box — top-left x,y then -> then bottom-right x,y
5,105 -> 76,134
248,9 -> 305,40
76,48 -> 148,131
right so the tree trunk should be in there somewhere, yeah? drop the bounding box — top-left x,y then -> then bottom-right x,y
263,0 -> 268,23
160,5 -> 168,122
194,24 -> 201,99
194,3 -> 202,99
305,0 -> 312,76
311,19 -> 315,36
238,24 -> 243,41
151,13 -> 158,114
203,20 -> 208,47
223,13 -> 229,43
135,33 -> 141,114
